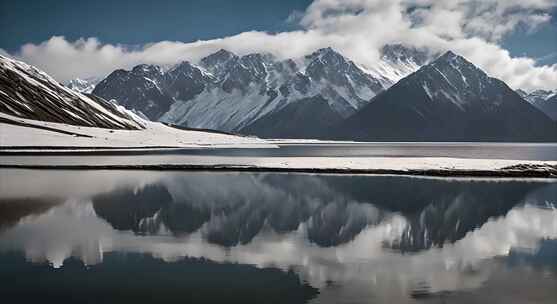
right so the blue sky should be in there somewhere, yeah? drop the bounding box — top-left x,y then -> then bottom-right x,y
502,8 -> 557,66
0,0 -> 310,51
1,0 -> 555,63
1,0 -> 556,90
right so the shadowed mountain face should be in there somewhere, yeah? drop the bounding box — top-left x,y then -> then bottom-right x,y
92,65 -> 175,120
0,55 -> 143,129
545,94 -> 557,119
337,51 -> 557,142
240,96 -> 343,139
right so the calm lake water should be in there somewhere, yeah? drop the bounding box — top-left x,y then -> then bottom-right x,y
2,142 -> 557,160
1,169 -> 556,303
184,142 -> 557,160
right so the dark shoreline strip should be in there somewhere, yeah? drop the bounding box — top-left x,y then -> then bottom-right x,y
0,164 -> 555,178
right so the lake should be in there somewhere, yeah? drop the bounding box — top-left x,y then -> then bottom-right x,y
2,142 -> 557,160
0,169 -> 556,303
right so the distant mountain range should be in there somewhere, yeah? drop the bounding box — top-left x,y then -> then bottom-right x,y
517,89 -> 557,121
1,44 -> 556,142
337,51 -> 556,141
64,77 -> 101,94
87,45 -> 556,141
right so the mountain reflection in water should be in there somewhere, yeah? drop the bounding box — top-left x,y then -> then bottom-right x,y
0,169 -> 556,304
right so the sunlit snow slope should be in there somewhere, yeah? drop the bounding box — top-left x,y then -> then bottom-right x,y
0,55 -> 271,148
0,55 -> 143,130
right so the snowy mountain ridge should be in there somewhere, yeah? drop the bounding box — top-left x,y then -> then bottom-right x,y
517,89 -> 556,101
0,55 -> 144,130
517,88 -> 557,120
92,44 -> 431,132
363,44 -> 431,87
64,77 -> 102,94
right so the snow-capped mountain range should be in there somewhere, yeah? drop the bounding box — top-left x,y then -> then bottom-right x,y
64,77 -> 102,94
338,51 -> 557,141
2,44 -> 555,142
92,45 -> 432,132
0,55 -> 269,148
517,89 -> 557,121
364,44 -> 431,86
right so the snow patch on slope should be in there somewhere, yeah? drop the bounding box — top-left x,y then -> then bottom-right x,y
0,112 -> 272,148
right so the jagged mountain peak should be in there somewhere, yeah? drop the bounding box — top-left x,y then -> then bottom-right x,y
238,53 -> 275,72
363,44 -> 432,86
64,76 -> 101,94
298,47 -> 386,117
416,50 -> 492,95
93,46 -> 422,134
168,61 -> 199,74
432,51 -> 474,68
381,44 -> 429,65
131,64 -> 163,76
93,63 -> 173,120
303,46 -> 366,73
306,47 -> 346,63
201,49 -> 238,65
199,49 -> 240,78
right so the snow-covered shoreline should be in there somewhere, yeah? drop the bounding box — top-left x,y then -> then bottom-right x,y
2,113 -> 556,178
0,112 -> 275,149
1,155 -> 556,178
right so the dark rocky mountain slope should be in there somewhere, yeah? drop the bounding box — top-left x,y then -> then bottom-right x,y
337,51 -> 557,142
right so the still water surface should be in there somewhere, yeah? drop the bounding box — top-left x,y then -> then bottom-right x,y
0,169 -> 556,303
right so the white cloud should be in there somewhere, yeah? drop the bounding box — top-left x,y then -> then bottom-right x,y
4,0 -> 557,91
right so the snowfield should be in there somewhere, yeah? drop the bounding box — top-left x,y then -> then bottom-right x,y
0,112 -> 273,149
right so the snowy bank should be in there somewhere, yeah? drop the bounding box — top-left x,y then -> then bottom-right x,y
2,113 -> 556,178
1,154 -> 556,178
0,113 -> 274,149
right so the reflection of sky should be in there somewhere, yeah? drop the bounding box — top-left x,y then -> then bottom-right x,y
0,169 -> 556,303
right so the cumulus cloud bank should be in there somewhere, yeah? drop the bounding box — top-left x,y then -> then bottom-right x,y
3,0 -> 557,91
